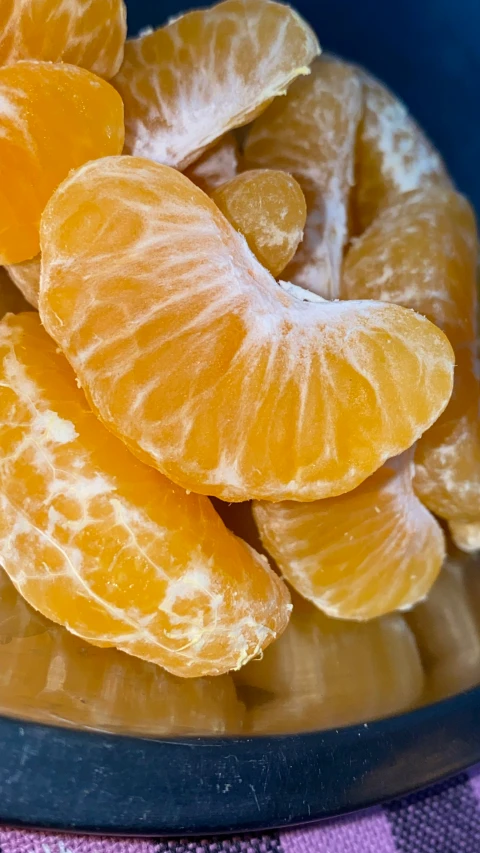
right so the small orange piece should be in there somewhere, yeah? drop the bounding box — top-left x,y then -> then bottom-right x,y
0,570 -> 245,734
354,70 -> 451,232
183,133 -> 239,194
0,61 -> 124,264
0,0 -> 126,79
5,256 -> 40,309
343,187 -> 480,523
0,267 -> 31,317
0,313 -> 290,678
253,449 -> 445,620
39,156 -> 454,502
236,592 -> 423,733
211,169 -> 307,277
244,56 -> 362,296
112,0 -> 320,169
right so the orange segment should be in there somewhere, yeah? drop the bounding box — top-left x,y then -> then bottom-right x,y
0,570 -> 245,734
244,57 -> 362,296
39,156 -> 454,502
0,0 -> 126,79
236,593 -> 423,733
0,312 -> 290,678
343,187 -> 477,348
253,449 -> 445,620
5,256 -> 40,309
343,187 -> 480,522
0,61 -> 124,264
0,267 -> 31,317
112,0 -> 320,169
414,346 -> 480,522
183,133 -> 239,194
355,70 -> 451,232
211,169 -> 307,277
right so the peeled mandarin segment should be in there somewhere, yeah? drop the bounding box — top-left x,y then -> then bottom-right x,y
448,520 -> 480,553
406,561 -> 480,700
0,61 -> 125,264
0,267 -> 32,317
244,57 -> 362,297
112,0 -> 320,169
5,256 -> 40,309
414,346 -> 480,522
253,449 -> 445,621
39,157 -> 455,502
211,169 -> 307,278
343,187 -> 478,348
0,313 -> 290,678
0,571 -> 244,734
354,71 -> 451,233
0,0 -> 126,79
183,133 -> 239,194
236,594 -> 423,733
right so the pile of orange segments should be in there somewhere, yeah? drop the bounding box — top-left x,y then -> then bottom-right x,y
0,0 -> 477,680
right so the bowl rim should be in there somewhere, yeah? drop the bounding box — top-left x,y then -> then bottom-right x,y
0,682 -> 478,836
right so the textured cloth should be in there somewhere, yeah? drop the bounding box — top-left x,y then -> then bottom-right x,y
2,766 -> 480,853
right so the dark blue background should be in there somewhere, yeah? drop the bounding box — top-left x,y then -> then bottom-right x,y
125,0 -> 480,213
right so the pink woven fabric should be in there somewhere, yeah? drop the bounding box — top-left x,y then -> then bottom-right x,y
1,766 -> 480,853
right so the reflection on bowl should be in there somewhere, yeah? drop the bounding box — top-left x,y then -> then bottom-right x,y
0,539 -> 479,736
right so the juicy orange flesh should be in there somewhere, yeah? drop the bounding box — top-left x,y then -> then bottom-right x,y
0,568 -> 245,734
39,156 -> 454,502
0,312 -> 291,678
344,187 -> 480,523
343,187 -> 478,348
236,592 -> 424,732
354,70 -> 451,233
112,0 -> 320,169
253,449 -> 444,620
0,61 -> 125,264
183,132 -> 239,193
211,169 -> 307,277
0,0 -> 126,79
244,57 -> 362,297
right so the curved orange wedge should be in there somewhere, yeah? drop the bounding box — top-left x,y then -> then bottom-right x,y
112,0 -> 320,169
39,156 -> 454,502
0,313 -> 290,678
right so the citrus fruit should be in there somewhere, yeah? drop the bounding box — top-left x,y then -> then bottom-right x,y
354,70 -> 451,233
5,256 -> 40,309
112,0 -> 320,169
253,449 -> 444,620
0,61 -> 124,265
236,592 -> 423,733
39,156 -> 454,502
448,519 -> 480,553
406,559 -> 480,700
0,0 -> 127,79
0,312 -> 290,678
184,133 -> 239,194
414,346 -> 480,523
211,169 -> 307,277
343,187 -> 477,349
0,267 -> 31,317
0,570 -> 245,734
244,56 -> 361,297
343,186 -> 480,523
